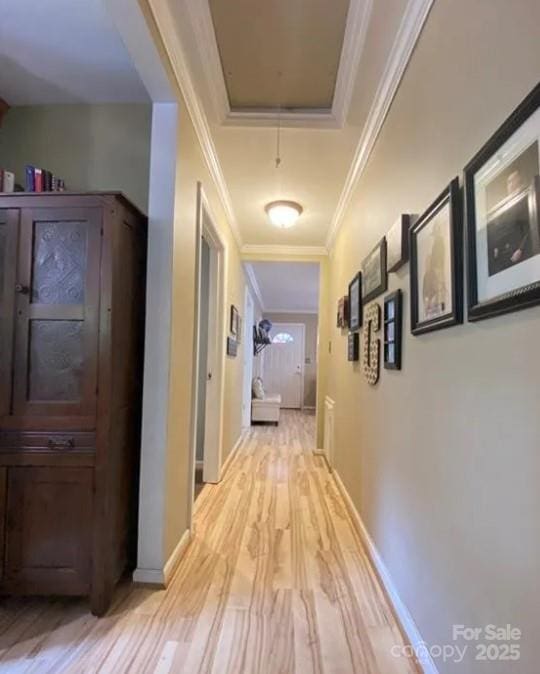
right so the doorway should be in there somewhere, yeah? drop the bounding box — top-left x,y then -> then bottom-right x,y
190,185 -> 226,517
264,323 -> 306,409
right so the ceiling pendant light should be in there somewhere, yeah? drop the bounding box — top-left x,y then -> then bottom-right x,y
265,200 -> 303,228
265,95 -> 303,228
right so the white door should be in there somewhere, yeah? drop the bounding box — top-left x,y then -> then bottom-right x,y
264,323 -> 305,409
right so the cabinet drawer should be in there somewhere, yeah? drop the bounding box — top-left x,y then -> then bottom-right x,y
0,431 -> 95,452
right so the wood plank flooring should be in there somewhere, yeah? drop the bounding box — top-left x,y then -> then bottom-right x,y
0,411 -> 419,674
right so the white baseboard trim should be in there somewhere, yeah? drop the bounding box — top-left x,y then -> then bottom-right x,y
220,430 -> 246,479
133,528 -> 191,587
332,470 -> 439,674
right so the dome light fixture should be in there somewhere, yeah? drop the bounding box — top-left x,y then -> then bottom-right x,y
265,200 -> 303,229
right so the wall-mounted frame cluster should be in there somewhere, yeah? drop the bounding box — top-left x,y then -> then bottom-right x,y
337,82 -> 540,378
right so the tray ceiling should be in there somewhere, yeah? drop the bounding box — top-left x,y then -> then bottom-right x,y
209,0 -> 350,111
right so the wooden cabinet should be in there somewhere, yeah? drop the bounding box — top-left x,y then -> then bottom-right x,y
0,193 -> 147,615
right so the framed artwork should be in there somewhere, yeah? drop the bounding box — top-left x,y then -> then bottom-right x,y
226,337 -> 238,357
348,272 -> 362,331
347,332 -> 359,361
337,295 -> 349,328
362,237 -> 387,303
384,290 -> 403,370
410,178 -> 463,335
387,214 -> 414,272
230,305 -> 239,336
465,83 -> 540,321
236,315 -> 243,344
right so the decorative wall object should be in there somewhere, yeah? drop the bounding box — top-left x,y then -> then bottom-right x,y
337,295 -> 349,328
348,272 -> 362,331
227,336 -> 238,357
236,315 -> 243,343
347,332 -> 359,361
384,290 -> 403,370
410,178 -> 463,335
387,214 -> 414,272
465,83 -> 540,321
362,237 -> 387,303
230,305 -> 240,335
362,303 -> 381,385
253,319 -> 272,355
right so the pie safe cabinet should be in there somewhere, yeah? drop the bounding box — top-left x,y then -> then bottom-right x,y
0,193 -> 147,615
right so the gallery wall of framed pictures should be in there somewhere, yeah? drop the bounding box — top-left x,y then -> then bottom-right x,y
337,82 -> 540,376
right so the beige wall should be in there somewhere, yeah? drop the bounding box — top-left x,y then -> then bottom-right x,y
0,104 -> 151,212
163,101 -> 247,560
324,1 -> 540,672
264,312 -> 318,407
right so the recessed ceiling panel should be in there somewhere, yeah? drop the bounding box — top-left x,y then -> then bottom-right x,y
209,0 -> 350,110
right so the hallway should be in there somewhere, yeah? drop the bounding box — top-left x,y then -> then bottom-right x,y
0,412 -> 417,674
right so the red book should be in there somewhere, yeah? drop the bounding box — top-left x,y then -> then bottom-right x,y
34,168 -> 43,192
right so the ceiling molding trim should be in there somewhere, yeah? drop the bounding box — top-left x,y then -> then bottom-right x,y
326,0 -> 434,250
241,244 -> 328,257
145,0 -> 243,248
265,308 -> 319,315
332,0 -> 374,127
186,0 -> 371,129
244,263 -> 265,310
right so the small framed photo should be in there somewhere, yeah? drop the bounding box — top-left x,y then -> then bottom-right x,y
387,214 -> 415,272
348,332 -> 359,361
348,272 -> 362,331
362,237 -> 387,303
410,178 -> 463,335
337,295 -> 349,329
230,305 -> 239,335
226,336 -> 238,357
465,83 -> 540,321
384,290 -> 403,370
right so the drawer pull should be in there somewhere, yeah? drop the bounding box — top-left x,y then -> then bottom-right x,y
47,437 -> 75,450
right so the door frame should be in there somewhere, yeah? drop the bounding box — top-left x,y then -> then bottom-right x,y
241,287 -> 254,428
188,184 -> 227,521
268,322 -> 306,409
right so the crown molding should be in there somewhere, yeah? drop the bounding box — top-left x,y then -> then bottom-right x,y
145,0 -> 243,248
265,308 -> 319,315
185,0 -> 371,129
241,244 -> 328,257
244,263 -> 265,310
326,0 -> 435,250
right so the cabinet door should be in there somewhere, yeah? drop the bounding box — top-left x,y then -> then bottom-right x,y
0,210 -> 19,417
4,467 -> 93,595
10,207 -> 101,426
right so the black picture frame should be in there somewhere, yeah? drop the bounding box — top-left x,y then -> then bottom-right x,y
465,83 -> 540,321
410,178 -> 463,335
347,332 -> 359,361
362,237 -> 387,303
384,290 -> 403,370
348,272 -> 362,331
387,214 -> 414,272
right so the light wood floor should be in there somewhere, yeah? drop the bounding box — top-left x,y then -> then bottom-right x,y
0,411 -> 419,674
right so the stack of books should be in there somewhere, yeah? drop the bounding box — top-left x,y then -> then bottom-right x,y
25,166 -> 66,192
0,169 -> 16,193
